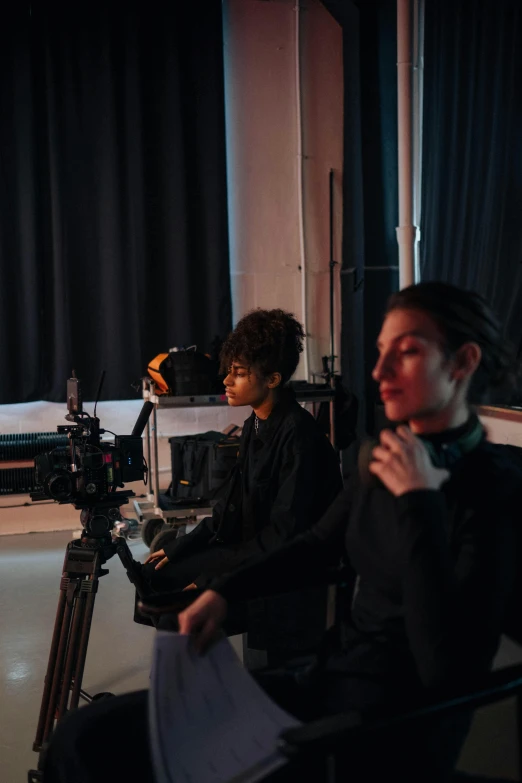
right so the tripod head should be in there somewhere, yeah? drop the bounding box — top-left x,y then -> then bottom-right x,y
77,490 -> 135,539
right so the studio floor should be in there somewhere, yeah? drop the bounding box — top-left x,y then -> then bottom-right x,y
0,530 -> 520,782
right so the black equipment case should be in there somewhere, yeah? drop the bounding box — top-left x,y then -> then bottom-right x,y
168,431 -> 239,503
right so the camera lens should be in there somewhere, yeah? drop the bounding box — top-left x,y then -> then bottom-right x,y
47,472 -> 73,501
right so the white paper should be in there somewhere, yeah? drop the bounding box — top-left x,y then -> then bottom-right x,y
148,632 -> 301,783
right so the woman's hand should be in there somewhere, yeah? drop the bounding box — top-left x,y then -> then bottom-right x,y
144,548 -> 169,571
178,590 -> 228,654
369,426 -> 450,497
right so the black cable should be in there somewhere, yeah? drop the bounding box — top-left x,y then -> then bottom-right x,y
93,370 -> 106,419
0,500 -> 54,509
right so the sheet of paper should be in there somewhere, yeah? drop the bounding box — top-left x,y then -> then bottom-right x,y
148,631 -> 302,783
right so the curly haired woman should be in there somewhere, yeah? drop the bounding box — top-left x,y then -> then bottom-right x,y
140,308 -> 342,654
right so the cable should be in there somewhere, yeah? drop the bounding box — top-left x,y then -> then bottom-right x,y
0,500 -> 54,509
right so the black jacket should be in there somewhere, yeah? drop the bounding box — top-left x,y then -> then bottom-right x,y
163,389 -> 343,575
211,433 -> 522,699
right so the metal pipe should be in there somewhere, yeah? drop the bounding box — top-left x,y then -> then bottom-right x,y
412,0 -> 425,282
329,169 -> 336,376
396,0 -> 416,288
143,378 -> 153,502
152,396 -> 160,510
295,0 -> 310,380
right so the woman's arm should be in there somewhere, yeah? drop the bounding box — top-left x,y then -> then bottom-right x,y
210,479 -> 355,603
177,481 -> 356,649
398,486 -> 518,690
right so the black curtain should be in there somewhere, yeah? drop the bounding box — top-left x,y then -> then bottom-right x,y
421,0 -> 522,361
358,0 -> 398,432
0,1 -> 231,403
322,0 -> 398,436
321,0 -> 367,436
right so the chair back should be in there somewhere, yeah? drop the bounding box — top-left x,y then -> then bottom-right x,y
497,444 -> 522,646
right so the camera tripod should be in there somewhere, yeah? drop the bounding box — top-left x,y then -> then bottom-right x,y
28,493 -> 147,783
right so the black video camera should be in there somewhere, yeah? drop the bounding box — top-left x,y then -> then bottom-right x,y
31,376 -> 149,507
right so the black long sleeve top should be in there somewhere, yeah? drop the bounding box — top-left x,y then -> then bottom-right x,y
211,434 -> 522,696
163,389 -> 342,578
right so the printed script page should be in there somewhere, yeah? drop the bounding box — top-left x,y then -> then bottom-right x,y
149,632 -> 302,783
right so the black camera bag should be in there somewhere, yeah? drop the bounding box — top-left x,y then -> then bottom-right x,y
168,431 -> 239,502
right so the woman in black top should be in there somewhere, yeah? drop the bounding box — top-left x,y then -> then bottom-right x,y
139,308 -> 341,656
43,283 -> 522,783
144,308 -> 341,587
177,282 -> 522,779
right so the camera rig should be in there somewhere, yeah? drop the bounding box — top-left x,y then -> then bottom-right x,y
30,373 -> 150,532
28,374 -> 154,783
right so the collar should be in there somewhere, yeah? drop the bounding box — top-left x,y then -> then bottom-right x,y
419,412 -> 481,445
418,413 -> 485,469
247,387 -> 298,446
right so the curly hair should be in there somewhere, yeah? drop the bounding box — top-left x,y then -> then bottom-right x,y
219,309 -> 304,385
386,281 -> 515,402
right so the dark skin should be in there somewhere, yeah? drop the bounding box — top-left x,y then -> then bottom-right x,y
144,360 -> 282,574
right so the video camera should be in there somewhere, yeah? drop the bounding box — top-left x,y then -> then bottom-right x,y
31,374 -> 152,516
28,375 -> 155,775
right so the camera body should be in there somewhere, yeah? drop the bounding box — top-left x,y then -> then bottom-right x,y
31,377 -> 147,507
33,431 -> 144,504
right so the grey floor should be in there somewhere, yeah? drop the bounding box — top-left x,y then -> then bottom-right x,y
0,531 -> 157,782
0,531 -> 520,783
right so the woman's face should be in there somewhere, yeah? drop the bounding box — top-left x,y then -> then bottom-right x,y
372,308 -> 462,430
223,361 -> 274,408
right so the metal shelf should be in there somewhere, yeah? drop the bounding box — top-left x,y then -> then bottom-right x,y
137,378 -> 336,528
146,387 -> 335,407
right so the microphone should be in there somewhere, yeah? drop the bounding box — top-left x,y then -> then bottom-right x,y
131,401 -> 154,437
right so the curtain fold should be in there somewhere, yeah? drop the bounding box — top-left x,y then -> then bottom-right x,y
0,1 -> 231,403
421,0 -> 522,367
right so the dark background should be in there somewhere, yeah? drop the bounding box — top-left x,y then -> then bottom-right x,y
1,0 -> 521,415
0,1 -> 231,403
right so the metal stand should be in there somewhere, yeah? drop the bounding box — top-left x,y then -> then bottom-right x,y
134,380 -> 336,526
28,498 -> 146,782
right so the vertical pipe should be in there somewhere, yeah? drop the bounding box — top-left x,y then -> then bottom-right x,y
412,0 -> 425,282
143,378 -> 153,502
329,169 -> 335,374
396,0 -> 416,288
295,0 -> 310,381
152,397 -> 160,510
328,170 -> 336,451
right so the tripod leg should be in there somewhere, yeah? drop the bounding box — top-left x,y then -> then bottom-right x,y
42,580 -> 77,745
55,583 -> 88,721
33,586 -> 68,752
70,580 -> 98,709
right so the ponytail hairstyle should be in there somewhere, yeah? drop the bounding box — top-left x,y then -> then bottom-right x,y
219,309 -> 305,385
386,281 -> 515,403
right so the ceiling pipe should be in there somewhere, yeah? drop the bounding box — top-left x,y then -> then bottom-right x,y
396,0 -> 417,289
